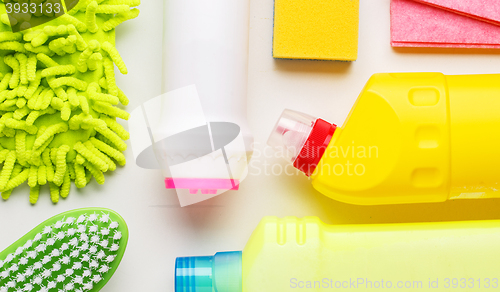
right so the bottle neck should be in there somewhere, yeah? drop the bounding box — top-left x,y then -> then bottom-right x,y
293,119 -> 337,176
175,251 -> 242,292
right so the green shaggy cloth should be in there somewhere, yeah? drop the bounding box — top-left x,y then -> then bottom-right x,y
0,0 -> 139,204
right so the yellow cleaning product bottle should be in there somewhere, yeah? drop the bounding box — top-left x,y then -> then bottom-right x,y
268,73 -> 500,205
175,217 -> 500,292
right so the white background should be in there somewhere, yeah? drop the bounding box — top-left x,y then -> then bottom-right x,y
2,0 -> 500,291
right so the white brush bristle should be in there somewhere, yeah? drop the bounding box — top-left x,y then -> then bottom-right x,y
0,212 -> 122,292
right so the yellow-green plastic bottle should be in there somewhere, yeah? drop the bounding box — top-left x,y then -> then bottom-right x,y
175,217 -> 500,292
268,73 -> 500,205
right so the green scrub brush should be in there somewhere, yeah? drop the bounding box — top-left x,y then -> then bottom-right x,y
0,208 -> 128,292
0,0 -> 139,203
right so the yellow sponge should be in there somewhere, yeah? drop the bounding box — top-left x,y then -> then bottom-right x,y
273,0 -> 359,61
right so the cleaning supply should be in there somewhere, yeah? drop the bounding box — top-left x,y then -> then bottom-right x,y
0,207 -> 128,292
0,1 -> 139,204
145,0 -> 253,206
412,0 -> 500,26
391,0 -> 500,48
273,0 -> 359,61
176,216 -> 500,292
268,73 -> 500,205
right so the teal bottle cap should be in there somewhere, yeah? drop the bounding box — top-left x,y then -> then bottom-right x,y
175,251 -> 242,292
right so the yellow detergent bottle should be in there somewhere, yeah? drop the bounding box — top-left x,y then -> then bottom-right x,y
175,217 -> 500,292
267,73 -> 500,205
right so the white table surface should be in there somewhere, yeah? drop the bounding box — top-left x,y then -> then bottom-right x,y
2,0 -> 500,291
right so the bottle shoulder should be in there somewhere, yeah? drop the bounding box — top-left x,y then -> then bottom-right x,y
312,73 -> 451,205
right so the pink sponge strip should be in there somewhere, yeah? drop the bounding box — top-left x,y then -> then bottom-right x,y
391,0 -> 500,48
413,0 -> 500,26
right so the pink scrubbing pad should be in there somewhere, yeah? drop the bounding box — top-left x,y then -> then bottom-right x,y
391,0 -> 500,48
413,0 -> 500,26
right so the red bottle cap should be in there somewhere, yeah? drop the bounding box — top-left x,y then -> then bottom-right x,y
268,109 -> 337,177
293,119 -> 337,176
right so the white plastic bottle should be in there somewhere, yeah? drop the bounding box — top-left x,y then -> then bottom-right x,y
156,0 -> 252,205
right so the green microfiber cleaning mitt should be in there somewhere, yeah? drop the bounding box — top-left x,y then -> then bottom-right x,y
0,0 -> 139,204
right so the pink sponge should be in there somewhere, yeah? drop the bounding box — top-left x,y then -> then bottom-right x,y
391,0 -> 500,48
413,0 -> 500,26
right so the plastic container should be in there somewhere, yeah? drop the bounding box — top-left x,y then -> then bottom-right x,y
155,0 -> 252,205
268,73 -> 500,205
175,216 -> 500,292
